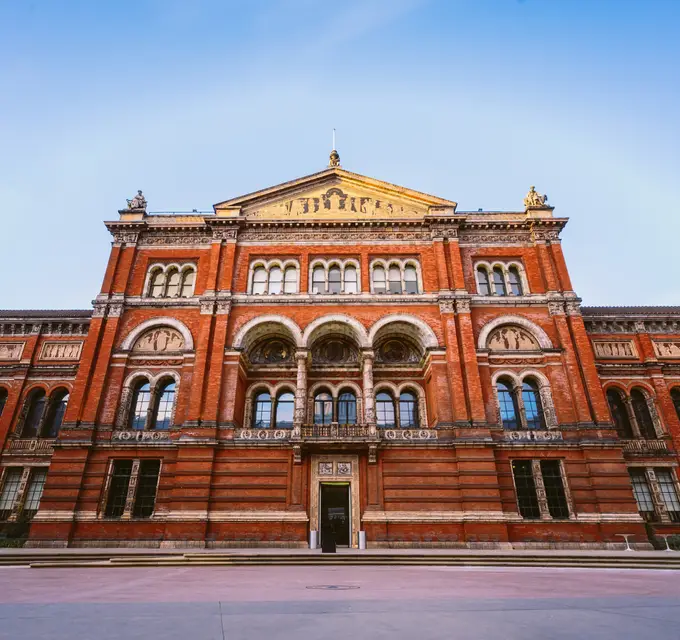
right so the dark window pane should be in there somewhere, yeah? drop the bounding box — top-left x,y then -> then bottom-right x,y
22,391 -> 46,438
129,382 -> 151,430
253,392 -> 272,428
512,460 -> 541,519
672,389 -> 680,423
399,391 -> 419,428
154,382 -> 175,430
477,268 -> 491,295
314,392 -> 334,425
0,468 -> 23,521
631,389 -> 656,439
656,469 -> 680,523
275,392 -> 295,429
497,381 -> 519,430
508,267 -> 523,295
376,392 -> 395,428
338,392 -> 357,425
493,267 -> 507,296
629,469 -> 656,521
607,389 -> 634,438
22,468 -> 48,519
42,391 -> 69,438
132,460 -> 161,518
522,381 -> 545,429
0,388 -> 7,417
105,460 -> 133,518
540,460 -> 570,519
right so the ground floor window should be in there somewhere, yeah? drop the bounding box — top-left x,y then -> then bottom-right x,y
0,466 -> 48,521
104,458 -> 161,519
512,459 -> 571,520
630,467 -> 680,523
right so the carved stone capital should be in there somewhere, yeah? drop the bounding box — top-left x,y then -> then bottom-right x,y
216,301 -> 232,315
439,299 -> 455,314
108,303 -> 123,318
455,298 -> 471,314
211,228 -> 238,241
200,300 -> 215,315
112,230 -> 140,245
92,303 -> 108,318
548,301 -> 565,316
565,300 -> 581,316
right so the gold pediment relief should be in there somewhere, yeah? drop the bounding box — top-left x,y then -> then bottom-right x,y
244,186 -> 426,220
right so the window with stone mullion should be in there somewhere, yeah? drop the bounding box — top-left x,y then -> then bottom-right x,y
511,460 -> 541,519
655,468 -> 680,523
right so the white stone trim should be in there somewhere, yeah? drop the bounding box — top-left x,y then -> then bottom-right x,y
120,317 -> 194,352
302,314 -> 370,349
478,315 -> 553,350
368,313 -> 439,350
232,314 -> 304,349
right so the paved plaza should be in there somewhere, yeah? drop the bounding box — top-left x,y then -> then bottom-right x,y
1,563 -> 679,639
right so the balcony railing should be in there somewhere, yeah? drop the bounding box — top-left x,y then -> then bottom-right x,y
301,424 -> 371,440
621,439 -> 671,455
6,438 -> 55,455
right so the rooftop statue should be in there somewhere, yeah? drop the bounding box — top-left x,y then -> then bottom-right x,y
126,190 -> 147,211
329,149 -> 340,167
524,185 -> 548,208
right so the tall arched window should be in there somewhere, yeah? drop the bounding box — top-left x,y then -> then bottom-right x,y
607,389 -> 634,439
153,380 -> 175,430
508,267 -> 523,296
521,380 -> 545,429
344,267 -> 358,294
372,266 -> 386,293
376,392 -> 396,428
314,391 -> 333,425
631,389 -> 657,439
42,390 -> 69,438
312,267 -> 326,294
404,266 -> 418,294
268,266 -> 283,294
328,266 -> 342,294
0,388 -> 7,417
180,269 -> 195,297
252,267 -> 267,295
497,380 -> 519,430
477,267 -> 491,295
129,381 -> 151,430
275,392 -> 295,429
671,388 -> 680,423
22,390 -> 47,438
399,391 -> 419,428
165,269 -> 180,297
283,267 -> 297,294
388,265 -> 402,294
338,391 -> 357,425
253,391 -> 272,428
492,267 -> 506,296
150,270 -> 165,297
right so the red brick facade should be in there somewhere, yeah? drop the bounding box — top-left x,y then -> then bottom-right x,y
1,164 -> 679,549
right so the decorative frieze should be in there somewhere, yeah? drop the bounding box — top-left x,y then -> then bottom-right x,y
382,429 -> 437,441
138,233 -> 213,247
592,340 -> 637,359
488,326 -> 539,351
40,341 -> 83,360
132,328 -> 185,353
0,342 -> 25,361
236,429 -> 290,441
653,342 -> 680,359
111,430 -> 171,443
504,430 -> 563,442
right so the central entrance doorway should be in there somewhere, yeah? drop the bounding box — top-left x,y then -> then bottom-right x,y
320,483 -> 350,547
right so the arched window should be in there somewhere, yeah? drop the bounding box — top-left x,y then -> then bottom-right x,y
165,269 -> 180,297
314,391 -> 333,425
508,267 -> 523,296
477,267 -> 491,295
129,381 -> 151,430
252,267 -> 267,295
404,266 -> 418,294
268,266 -> 283,294
631,389 -> 657,439
150,270 -> 165,298
153,380 -> 175,430
22,390 -> 47,438
399,391 -> 419,428
372,266 -> 386,294
275,391 -> 295,429
42,390 -> 69,438
338,391 -> 357,425
312,267 -> 326,294
607,389 -> 634,439
671,388 -> 680,423
0,388 -> 7,417
492,267 -> 506,296
521,380 -> 545,429
328,266 -> 342,294
180,269 -> 195,297
376,392 -> 396,428
283,267 -> 297,294
253,391 -> 272,428
344,266 -> 358,294
388,265 -> 402,294
497,380 -> 519,430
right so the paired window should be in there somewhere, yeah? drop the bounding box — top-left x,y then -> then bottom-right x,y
606,387 -> 659,440
147,264 -> 196,298
496,378 -> 545,430
512,459 -> 570,520
376,390 -> 420,428
251,261 -> 299,295
370,260 -> 419,294
104,459 -> 161,519
128,378 -> 176,430
252,390 -> 295,429
476,262 -> 526,296
19,388 -> 69,439
0,467 -> 47,521
629,468 -> 680,523
313,390 -> 358,425
310,261 -> 359,294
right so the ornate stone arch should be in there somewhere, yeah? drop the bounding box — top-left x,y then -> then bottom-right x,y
369,314 -> 439,351
121,317 -> 194,352
303,314 -> 370,349
232,315 -> 304,350
477,315 -> 553,351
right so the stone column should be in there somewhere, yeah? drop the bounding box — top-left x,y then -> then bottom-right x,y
623,396 -> 643,439
645,467 -> 670,523
293,350 -> 308,437
532,460 -> 551,520
362,350 -> 376,435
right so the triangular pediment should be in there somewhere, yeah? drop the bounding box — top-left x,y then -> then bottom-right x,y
213,167 -> 457,220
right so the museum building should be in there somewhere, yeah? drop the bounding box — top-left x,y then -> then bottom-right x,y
1,151 -> 680,548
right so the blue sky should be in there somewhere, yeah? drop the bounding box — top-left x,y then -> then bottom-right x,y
1,0 -> 678,309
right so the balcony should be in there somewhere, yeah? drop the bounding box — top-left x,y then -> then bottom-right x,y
6,438 -> 55,455
301,424 -> 372,441
621,439 -> 672,456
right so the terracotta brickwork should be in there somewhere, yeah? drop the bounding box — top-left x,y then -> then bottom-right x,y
1,165 -> 679,549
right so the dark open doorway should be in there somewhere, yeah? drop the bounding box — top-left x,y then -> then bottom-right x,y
320,483 -> 350,547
